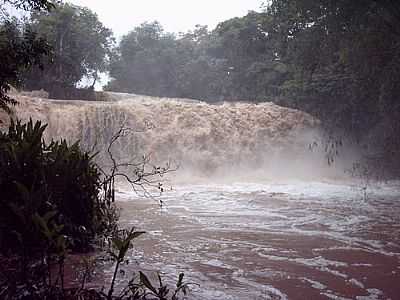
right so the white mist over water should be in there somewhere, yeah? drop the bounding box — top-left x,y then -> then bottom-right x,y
11,92 -> 355,181
9,92 -> 400,299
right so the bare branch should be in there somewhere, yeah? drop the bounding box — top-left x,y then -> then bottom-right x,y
99,122 -> 177,207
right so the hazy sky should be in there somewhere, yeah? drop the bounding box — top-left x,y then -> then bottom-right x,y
69,0 -> 263,37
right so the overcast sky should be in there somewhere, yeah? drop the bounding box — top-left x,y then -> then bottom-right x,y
69,0 -> 263,38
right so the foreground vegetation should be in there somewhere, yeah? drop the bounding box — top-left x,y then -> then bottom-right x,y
0,2 -> 190,299
0,119 -> 189,300
0,0 -> 398,296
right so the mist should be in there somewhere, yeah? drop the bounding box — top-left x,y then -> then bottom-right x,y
1,0 -> 400,299
10,92 -> 361,184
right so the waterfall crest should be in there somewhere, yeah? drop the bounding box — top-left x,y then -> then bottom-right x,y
5,92 -> 346,180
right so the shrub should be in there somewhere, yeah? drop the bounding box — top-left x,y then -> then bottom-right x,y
0,119 -> 188,300
0,119 -> 115,254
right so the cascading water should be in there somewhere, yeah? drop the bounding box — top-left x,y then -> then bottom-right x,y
10,92 -> 346,180
8,92 -> 400,299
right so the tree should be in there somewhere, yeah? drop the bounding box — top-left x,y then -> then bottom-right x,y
106,14 -> 286,102
22,3 -> 114,97
107,1 -> 400,175
2,0 -> 55,11
208,11 -> 289,101
0,0 -> 53,114
264,0 -> 400,175
106,21 -> 183,97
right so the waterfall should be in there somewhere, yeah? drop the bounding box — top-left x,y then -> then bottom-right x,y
7,92 -> 348,181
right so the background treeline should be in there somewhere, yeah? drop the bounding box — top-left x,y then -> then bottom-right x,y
105,0 -> 400,177
1,0 -> 400,176
1,2 -> 113,100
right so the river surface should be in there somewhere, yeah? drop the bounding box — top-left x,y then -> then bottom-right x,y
109,180 -> 400,300
11,94 -> 399,299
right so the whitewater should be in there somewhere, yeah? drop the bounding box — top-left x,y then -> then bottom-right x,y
6,92 -> 400,299
112,180 -> 400,299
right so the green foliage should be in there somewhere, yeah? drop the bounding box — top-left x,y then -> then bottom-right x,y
0,224 -> 192,300
106,1 -> 400,175
0,119 -> 115,253
2,0 -> 56,11
101,227 -> 190,300
0,19 -> 50,113
267,0 -> 400,174
0,0 -> 54,114
105,16 -> 281,102
22,3 -> 114,97
106,22 -> 185,98
0,120 -> 184,299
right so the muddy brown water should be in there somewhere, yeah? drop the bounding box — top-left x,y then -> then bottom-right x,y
9,94 -> 400,299
97,180 -> 400,300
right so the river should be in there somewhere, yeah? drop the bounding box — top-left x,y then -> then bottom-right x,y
10,93 -> 400,299
112,180 -> 400,300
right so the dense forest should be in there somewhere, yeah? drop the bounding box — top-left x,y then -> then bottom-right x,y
104,1 -> 400,177
1,0 -> 400,299
2,0 -> 399,176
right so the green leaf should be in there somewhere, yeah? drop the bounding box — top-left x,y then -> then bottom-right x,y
140,271 -> 157,294
177,273 -> 184,288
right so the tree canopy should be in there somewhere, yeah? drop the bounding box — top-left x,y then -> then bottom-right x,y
1,0 -> 399,175
22,3 -> 114,97
2,0 -> 55,12
0,0 -> 53,113
104,0 -> 400,175
267,0 -> 400,174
